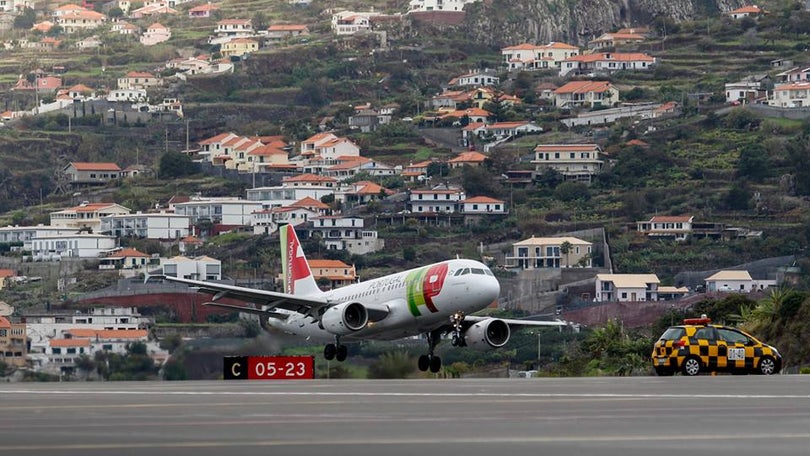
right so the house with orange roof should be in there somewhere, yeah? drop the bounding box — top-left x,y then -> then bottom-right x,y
337,181 -> 394,207
559,52 -> 656,77
429,89 -> 470,109
282,173 -> 338,188
13,75 -> 62,92
117,71 -> 161,90
0,269 -> 16,290
401,160 -> 433,183
140,22 -> 171,45
308,259 -> 356,289
112,20 -> 139,35
448,151 -> 487,169
67,83 -> 95,99
267,24 -> 309,40
588,32 -> 646,50
247,142 -> 293,173
408,185 -> 465,214
636,215 -> 695,241
131,3 -> 178,19
467,121 -> 543,142
532,144 -> 605,183
0,315 -> 26,367
438,107 -> 491,124
31,21 -> 54,32
460,196 -> 506,215
501,42 -> 580,70
728,5 -> 766,19
189,2 -> 219,18
769,82 -> 810,108
322,156 -> 373,180
552,80 -> 619,108
221,37 -> 259,58
300,132 -> 340,156
179,234 -> 203,254
50,201 -> 131,232
198,132 -> 240,160
55,9 -> 106,33
252,195 -> 330,235
62,162 -> 121,187
98,247 -> 153,273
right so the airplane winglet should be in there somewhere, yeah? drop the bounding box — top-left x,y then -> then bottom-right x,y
143,274 -> 165,284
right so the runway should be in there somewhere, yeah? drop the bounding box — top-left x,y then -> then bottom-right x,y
2,376 -> 810,456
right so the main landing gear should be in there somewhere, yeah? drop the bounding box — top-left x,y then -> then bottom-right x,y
418,329 -> 443,373
323,336 -> 348,362
450,311 -> 466,347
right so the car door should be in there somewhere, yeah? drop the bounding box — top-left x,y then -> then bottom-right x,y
717,328 -> 752,372
693,326 -> 723,369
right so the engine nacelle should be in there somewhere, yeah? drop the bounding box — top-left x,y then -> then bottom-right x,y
464,318 -> 511,351
321,302 -> 369,335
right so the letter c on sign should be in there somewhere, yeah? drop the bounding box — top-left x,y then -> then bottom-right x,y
231,362 -> 241,378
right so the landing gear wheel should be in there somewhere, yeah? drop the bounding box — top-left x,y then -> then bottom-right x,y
324,344 -> 336,360
336,344 -> 348,362
429,356 -> 442,373
418,355 -> 430,372
681,356 -> 702,376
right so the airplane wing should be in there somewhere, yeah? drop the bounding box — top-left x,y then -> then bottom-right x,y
464,315 -> 570,328
151,275 -> 331,320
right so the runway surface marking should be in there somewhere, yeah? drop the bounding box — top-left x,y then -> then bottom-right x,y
5,389 -> 810,399
2,432 -> 810,452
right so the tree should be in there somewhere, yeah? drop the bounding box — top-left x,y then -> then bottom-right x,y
560,241 -> 572,268
159,151 -> 200,178
736,144 -> 770,182
13,7 -> 36,29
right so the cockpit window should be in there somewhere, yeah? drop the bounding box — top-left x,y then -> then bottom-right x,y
471,268 -> 486,275
484,268 -> 494,276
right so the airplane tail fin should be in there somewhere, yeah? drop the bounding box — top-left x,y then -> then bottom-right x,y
279,224 -> 322,296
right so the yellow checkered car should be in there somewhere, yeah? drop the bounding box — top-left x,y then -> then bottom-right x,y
651,318 -> 782,376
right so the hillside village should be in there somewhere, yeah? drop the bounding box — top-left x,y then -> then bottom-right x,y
2,0 -> 810,378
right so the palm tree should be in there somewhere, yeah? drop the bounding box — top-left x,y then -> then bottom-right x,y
560,241 -> 572,268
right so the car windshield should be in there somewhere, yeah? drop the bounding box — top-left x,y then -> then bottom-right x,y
658,327 -> 685,341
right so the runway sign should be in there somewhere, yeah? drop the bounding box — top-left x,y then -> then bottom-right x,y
224,356 -> 315,380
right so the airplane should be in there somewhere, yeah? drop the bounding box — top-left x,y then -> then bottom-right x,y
151,224 -> 569,373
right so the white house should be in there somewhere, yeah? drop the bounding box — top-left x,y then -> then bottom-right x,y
447,70 -> 500,87
50,202 -> 131,232
252,205 -> 320,235
408,186 -> 465,213
0,225 -> 79,251
532,144 -> 605,183
460,196 -> 506,214
30,233 -> 117,260
705,270 -> 776,293
331,10 -> 381,35
100,212 -> 191,240
769,83 -> 810,108
559,52 -> 656,77
308,216 -> 384,255
636,215 -> 694,241
161,255 -> 222,280
594,274 -> 661,302
140,22 -> 171,46
172,198 -> 263,228
553,80 -> 619,109
408,0 -> 479,12
505,236 -> 592,269
501,42 -> 580,70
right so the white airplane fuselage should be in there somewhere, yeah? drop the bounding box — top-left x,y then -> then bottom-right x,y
267,258 -> 500,342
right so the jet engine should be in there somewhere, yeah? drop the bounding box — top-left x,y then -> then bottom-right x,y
464,318 -> 511,351
321,302 -> 369,335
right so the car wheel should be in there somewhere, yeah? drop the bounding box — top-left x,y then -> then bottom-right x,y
757,356 -> 777,375
654,367 -> 674,376
681,356 -> 702,376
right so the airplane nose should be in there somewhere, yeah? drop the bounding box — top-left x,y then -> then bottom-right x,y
485,276 -> 501,301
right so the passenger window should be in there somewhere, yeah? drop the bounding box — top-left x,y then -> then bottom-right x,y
718,329 -> 749,344
694,327 -> 716,341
